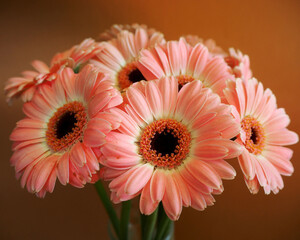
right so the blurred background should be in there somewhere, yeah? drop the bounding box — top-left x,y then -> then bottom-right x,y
1,0 -> 299,239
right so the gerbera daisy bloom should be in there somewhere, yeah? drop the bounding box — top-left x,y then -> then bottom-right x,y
224,48 -> 252,80
137,38 -> 234,100
183,35 -> 227,57
181,37 -> 252,80
91,28 -> 165,92
100,77 -> 242,220
99,23 -> 164,42
224,78 -> 298,194
9,65 -> 122,197
5,38 -> 103,103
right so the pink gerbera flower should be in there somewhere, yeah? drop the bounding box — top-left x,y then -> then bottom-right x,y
224,78 -> 298,194
183,35 -> 227,57
100,77 -> 241,220
5,38 -> 103,103
137,38 -> 234,100
91,28 -> 165,92
224,48 -> 252,80
99,23 -> 163,42
9,65 -> 122,197
182,37 -> 252,80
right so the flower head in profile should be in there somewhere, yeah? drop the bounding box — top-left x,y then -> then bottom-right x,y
5,38 -> 103,103
182,36 -> 252,81
224,48 -> 252,80
100,77 -> 241,220
91,28 -> 165,92
99,23 -> 164,42
9,65 -> 122,197
183,35 -> 227,57
137,38 -> 234,100
224,78 -> 298,194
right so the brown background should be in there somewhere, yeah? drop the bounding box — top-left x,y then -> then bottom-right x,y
1,0 -> 299,239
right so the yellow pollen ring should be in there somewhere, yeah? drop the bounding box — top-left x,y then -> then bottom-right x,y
241,116 -> 265,155
46,101 -> 87,153
177,75 -> 196,89
139,119 -> 191,169
117,62 -> 144,90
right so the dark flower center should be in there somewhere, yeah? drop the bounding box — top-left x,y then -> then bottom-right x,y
241,116 -> 265,155
128,68 -> 145,83
55,111 -> 77,139
46,101 -> 87,152
250,127 -> 259,145
117,62 -> 146,90
151,130 -> 179,156
139,119 -> 191,169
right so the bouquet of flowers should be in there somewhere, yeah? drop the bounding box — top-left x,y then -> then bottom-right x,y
5,24 -> 298,240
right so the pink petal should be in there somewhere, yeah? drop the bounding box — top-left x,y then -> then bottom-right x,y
187,43 -> 209,78
16,118 -> 45,129
209,160 -> 236,180
264,108 -> 290,133
13,144 -> 49,172
44,166 -> 57,193
94,112 -> 121,130
83,128 -> 106,147
193,144 -> 228,160
180,167 -> 212,194
238,149 -> 255,180
185,159 -> 222,189
262,148 -> 294,176
188,186 -> 206,211
83,145 -> 99,173
34,155 -> 58,192
162,175 -> 182,221
244,177 -> 260,194
70,143 -> 86,167
253,156 -> 267,187
191,112 -> 217,130
124,164 -> 153,195
86,118 -> 112,135
126,87 -> 153,124
88,92 -> 112,117
57,152 -> 69,185
202,194 -> 215,207
150,169 -> 166,202
140,181 -> 159,215
266,129 -> 298,146
235,79 -> 246,116
145,80 -> 163,118
197,139 -> 242,159
167,41 -> 181,76
173,172 -> 191,207
100,167 -> 126,181
10,128 -> 44,142
176,80 -> 202,120
138,48 -> 165,79
22,102 -> 49,121
157,77 -> 178,117
110,108 -> 139,137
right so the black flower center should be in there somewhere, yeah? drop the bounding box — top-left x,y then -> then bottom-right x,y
250,127 -> 259,145
128,68 -> 145,83
151,130 -> 179,156
55,111 -> 77,139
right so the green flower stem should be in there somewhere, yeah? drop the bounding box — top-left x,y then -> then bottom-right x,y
94,180 -> 121,239
154,204 -> 173,240
141,207 -> 159,240
161,221 -> 174,240
120,200 -> 131,240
